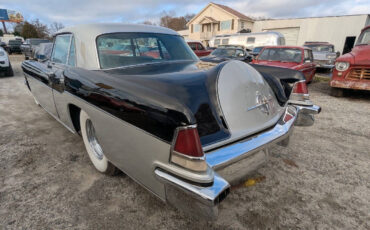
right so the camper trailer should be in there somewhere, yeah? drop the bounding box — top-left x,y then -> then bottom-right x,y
209,32 -> 285,50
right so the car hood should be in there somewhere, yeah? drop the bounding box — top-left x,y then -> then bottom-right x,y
200,55 -> 232,63
350,45 -> 370,65
255,60 -> 299,69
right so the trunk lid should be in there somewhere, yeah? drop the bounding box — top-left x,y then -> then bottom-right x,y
206,61 -> 285,150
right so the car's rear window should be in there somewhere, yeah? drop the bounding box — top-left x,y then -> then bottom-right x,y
9,40 -> 22,45
305,44 -> 334,52
259,48 -> 302,63
96,33 -> 198,69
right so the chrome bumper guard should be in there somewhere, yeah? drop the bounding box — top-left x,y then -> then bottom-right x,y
293,104 -> 321,126
155,104 -> 320,220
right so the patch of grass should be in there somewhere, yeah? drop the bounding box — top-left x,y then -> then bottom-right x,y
313,75 -> 330,83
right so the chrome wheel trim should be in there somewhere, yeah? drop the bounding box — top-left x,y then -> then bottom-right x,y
85,119 -> 104,160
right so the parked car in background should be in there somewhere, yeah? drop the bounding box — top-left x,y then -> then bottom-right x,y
250,46 -> 265,58
7,39 -> 23,54
330,26 -> 370,96
21,38 -> 50,60
209,31 -> 285,50
33,42 -> 53,61
21,23 -> 320,220
0,42 -> 6,50
218,44 -> 248,50
253,46 -> 316,83
0,47 -> 14,76
186,40 -> 212,57
200,47 -> 252,63
303,42 -> 338,70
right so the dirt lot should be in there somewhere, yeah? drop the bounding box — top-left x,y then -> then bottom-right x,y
1,55 -> 369,229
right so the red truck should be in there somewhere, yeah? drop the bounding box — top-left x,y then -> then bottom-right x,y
252,46 -> 316,83
330,26 -> 370,96
187,41 -> 212,57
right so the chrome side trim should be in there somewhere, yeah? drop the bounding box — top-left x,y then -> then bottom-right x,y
206,106 -> 297,170
43,106 -> 77,134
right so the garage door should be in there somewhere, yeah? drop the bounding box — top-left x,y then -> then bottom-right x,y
264,27 -> 300,45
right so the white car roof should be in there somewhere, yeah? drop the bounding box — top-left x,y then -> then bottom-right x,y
55,23 -> 179,69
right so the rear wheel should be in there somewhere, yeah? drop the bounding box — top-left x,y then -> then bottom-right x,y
330,87 -> 344,97
80,110 -> 118,175
6,63 -> 14,77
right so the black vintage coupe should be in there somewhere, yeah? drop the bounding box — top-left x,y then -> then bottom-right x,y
21,23 -> 320,219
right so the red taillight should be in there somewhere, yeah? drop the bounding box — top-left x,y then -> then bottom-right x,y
174,128 -> 204,158
171,126 -> 207,172
293,81 -> 308,94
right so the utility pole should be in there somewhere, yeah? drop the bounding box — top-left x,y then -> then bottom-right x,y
1,21 -> 7,33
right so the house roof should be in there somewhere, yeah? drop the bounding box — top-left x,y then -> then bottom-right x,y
212,3 -> 254,22
199,16 -> 219,24
186,2 -> 254,26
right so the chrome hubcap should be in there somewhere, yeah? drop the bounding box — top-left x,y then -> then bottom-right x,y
86,119 -> 104,160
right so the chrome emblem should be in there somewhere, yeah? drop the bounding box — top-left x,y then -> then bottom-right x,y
247,93 -> 273,115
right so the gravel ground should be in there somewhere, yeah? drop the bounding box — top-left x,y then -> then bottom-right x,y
1,55 -> 369,229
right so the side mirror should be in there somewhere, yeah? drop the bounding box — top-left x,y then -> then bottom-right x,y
336,51 -> 340,57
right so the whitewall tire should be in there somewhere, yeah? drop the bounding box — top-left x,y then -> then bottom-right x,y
80,110 -> 118,175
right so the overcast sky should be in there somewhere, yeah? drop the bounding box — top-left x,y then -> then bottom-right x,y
1,0 -> 369,27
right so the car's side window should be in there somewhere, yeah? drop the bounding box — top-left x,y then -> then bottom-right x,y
235,49 -> 244,56
309,50 -> 314,61
51,34 -> 72,64
189,43 -> 197,51
197,43 -> 205,50
304,50 -> 311,62
68,36 -> 76,66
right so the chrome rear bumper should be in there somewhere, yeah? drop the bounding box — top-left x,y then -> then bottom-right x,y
155,104 -> 320,220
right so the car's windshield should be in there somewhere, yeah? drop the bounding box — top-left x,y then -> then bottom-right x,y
258,48 -> 302,63
211,48 -> 239,57
252,47 -> 263,53
9,40 -> 22,45
97,33 -> 198,69
305,44 -> 334,52
356,28 -> 370,45
30,39 -> 50,45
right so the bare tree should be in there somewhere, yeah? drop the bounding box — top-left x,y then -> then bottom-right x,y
31,19 -> 49,38
141,20 -> 156,26
184,14 -> 195,23
49,22 -> 65,35
160,12 -> 193,31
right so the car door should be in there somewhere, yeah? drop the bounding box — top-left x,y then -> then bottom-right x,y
196,43 -> 208,57
188,42 -> 198,55
49,34 -> 77,125
25,42 -> 62,117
